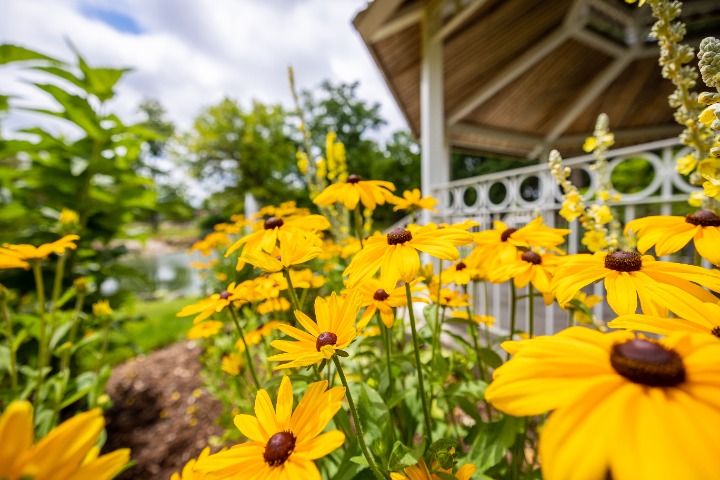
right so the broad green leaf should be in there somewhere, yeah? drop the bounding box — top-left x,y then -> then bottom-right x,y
31,83 -> 103,138
0,44 -> 59,65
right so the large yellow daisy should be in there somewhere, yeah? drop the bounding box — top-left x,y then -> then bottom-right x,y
0,234 -> 79,262
225,213 -> 329,258
486,327 -> 720,480
355,278 -> 427,328
176,281 -> 255,324
625,211 -> 720,265
195,376 -> 346,480
312,175 -> 396,210
241,230 -> 323,273
489,250 -> 558,304
344,224 -> 473,291
609,283 -> 720,337
268,290 -> 361,369
390,188 -> 438,213
551,251 -> 720,316
471,217 -> 570,269
0,401 -> 129,480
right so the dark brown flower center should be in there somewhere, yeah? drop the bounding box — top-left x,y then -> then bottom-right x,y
610,339 -> 685,387
712,327 -> 720,338
604,251 -> 642,272
500,228 -> 517,242
521,251 -> 542,265
455,262 -> 467,271
264,431 -> 296,467
347,174 -> 362,184
264,216 -> 284,230
373,289 -> 390,301
219,291 -> 231,300
387,227 -> 412,245
686,210 -> 720,227
316,331 -> 338,351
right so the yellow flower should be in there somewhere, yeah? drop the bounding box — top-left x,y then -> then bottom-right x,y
176,282 -> 252,324
187,320 -> 224,339
390,459 -> 476,480
486,327 -> 720,480
551,251 -> 720,316
312,174 -> 396,211
235,321 -> 283,350
221,351 -> 244,376
489,250 -> 558,305
699,104 -> 719,126
170,446 -> 212,480
702,173 -> 720,199
92,300 -> 113,317
356,278 -> 426,328
58,208 -> 79,225
471,218 -> 570,270
689,190 -> 705,207
344,224 -> 473,291
588,204 -> 612,225
195,376 -> 346,480
190,232 -> 230,256
0,254 -> 29,270
452,310 -> 495,327
257,297 -> 291,316
242,231 -> 323,273
625,211 -> 720,266
582,133 -> 614,152
268,290 -> 361,369
390,188 -> 438,212
0,401 -> 129,480
438,258 -> 487,285
609,283 -> 720,337
0,234 -> 79,262
675,154 -> 698,175
580,229 -> 608,252
582,136 -> 598,153
225,214 -> 330,259
427,285 -> 471,308
561,291 -> 603,325
559,194 -> 583,222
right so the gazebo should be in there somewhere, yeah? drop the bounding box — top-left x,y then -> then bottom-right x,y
353,0 -> 720,333
353,0 -> 719,194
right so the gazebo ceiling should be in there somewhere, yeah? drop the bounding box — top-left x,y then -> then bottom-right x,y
354,0 -> 720,159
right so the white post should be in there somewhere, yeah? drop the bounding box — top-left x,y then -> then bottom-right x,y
421,2 -> 449,225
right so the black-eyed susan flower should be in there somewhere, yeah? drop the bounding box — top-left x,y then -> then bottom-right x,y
356,278 -> 427,328
489,250 -> 559,305
225,213 -> 329,258
0,401 -> 129,480
344,224 -> 473,291
242,230 -> 323,273
221,351 -> 244,376
235,321 -> 283,351
438,258 -> 487,285
625,211 -> 720,266
0,234 -> 79,262
471,218 -> 570,269
486,327 -> 720,480
390,459 -> 476,480
268,290 -> 361,369
187,320 -> 224,339
390,188 -> 438,213
552,251 -> 720,316
170,446 -> 213,480
195,376 -> 345,480
451,310 -> 495,327
312,174 -> 396,211
176,281 -> 253,324
609,283 -> 720,337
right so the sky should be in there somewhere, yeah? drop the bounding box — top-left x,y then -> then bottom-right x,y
0,0 -> 407,139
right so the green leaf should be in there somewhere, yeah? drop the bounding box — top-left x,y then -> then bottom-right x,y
478,347 -> 503,369
425,438 -> 459,470
31,83 -> 103,138
388,440 -> 425,470
468,415 -> 525,473
0,44 -> 59,65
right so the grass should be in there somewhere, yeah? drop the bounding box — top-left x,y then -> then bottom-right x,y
105,296 -> 197,365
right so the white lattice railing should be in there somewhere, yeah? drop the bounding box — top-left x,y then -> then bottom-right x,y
429,138 -> 698,337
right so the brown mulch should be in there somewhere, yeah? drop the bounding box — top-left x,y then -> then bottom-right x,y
102,341 -> 224,480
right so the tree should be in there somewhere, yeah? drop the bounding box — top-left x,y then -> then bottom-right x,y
183,98 -> 301,216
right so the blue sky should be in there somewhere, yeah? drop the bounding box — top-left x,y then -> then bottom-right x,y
0,0 -> 405,137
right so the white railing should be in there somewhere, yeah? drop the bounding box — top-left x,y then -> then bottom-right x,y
429,138 -> 698,337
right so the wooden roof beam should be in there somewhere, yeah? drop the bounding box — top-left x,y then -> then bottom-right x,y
529,52 -> 637,159
573,28 -> 628,58
355,0 -> 407,41
447,23 -> 581,126
369,3 -> 423,43
432,0 -> 490,43
449,123 -> 544,148
557,124 -> 681,145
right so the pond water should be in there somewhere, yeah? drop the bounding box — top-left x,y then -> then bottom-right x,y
101,249 -> 205,299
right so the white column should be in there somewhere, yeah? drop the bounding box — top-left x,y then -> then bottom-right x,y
420,2 -> 449,224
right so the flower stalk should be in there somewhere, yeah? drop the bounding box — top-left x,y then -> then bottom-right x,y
405,282 -> 433,444
228,306 -> 261,390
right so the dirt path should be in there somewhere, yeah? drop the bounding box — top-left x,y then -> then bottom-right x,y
102,341 -> 224,479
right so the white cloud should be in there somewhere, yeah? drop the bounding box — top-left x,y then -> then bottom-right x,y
0,0 -> 407,137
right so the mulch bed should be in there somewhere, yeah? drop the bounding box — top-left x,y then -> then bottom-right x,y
102,341 -> 224,479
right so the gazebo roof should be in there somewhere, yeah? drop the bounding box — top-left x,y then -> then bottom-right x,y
354,0 -> 720,159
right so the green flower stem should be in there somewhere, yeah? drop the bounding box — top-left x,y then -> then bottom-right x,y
405,282 -> 433,444
528,284 -> 535,339
567,310 -> 574,329
378,313 -> 394,399
464,285 -> 488,383
507,282 -> 517,361
49,253 -> 67,317
331,356 -> 388,480
353,207 -> 365,248
694,249 -> 702,267
1,297 -> 17,388
32,261 -> 48,414
228,306 -> 261,390
282,268 -> 301,318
